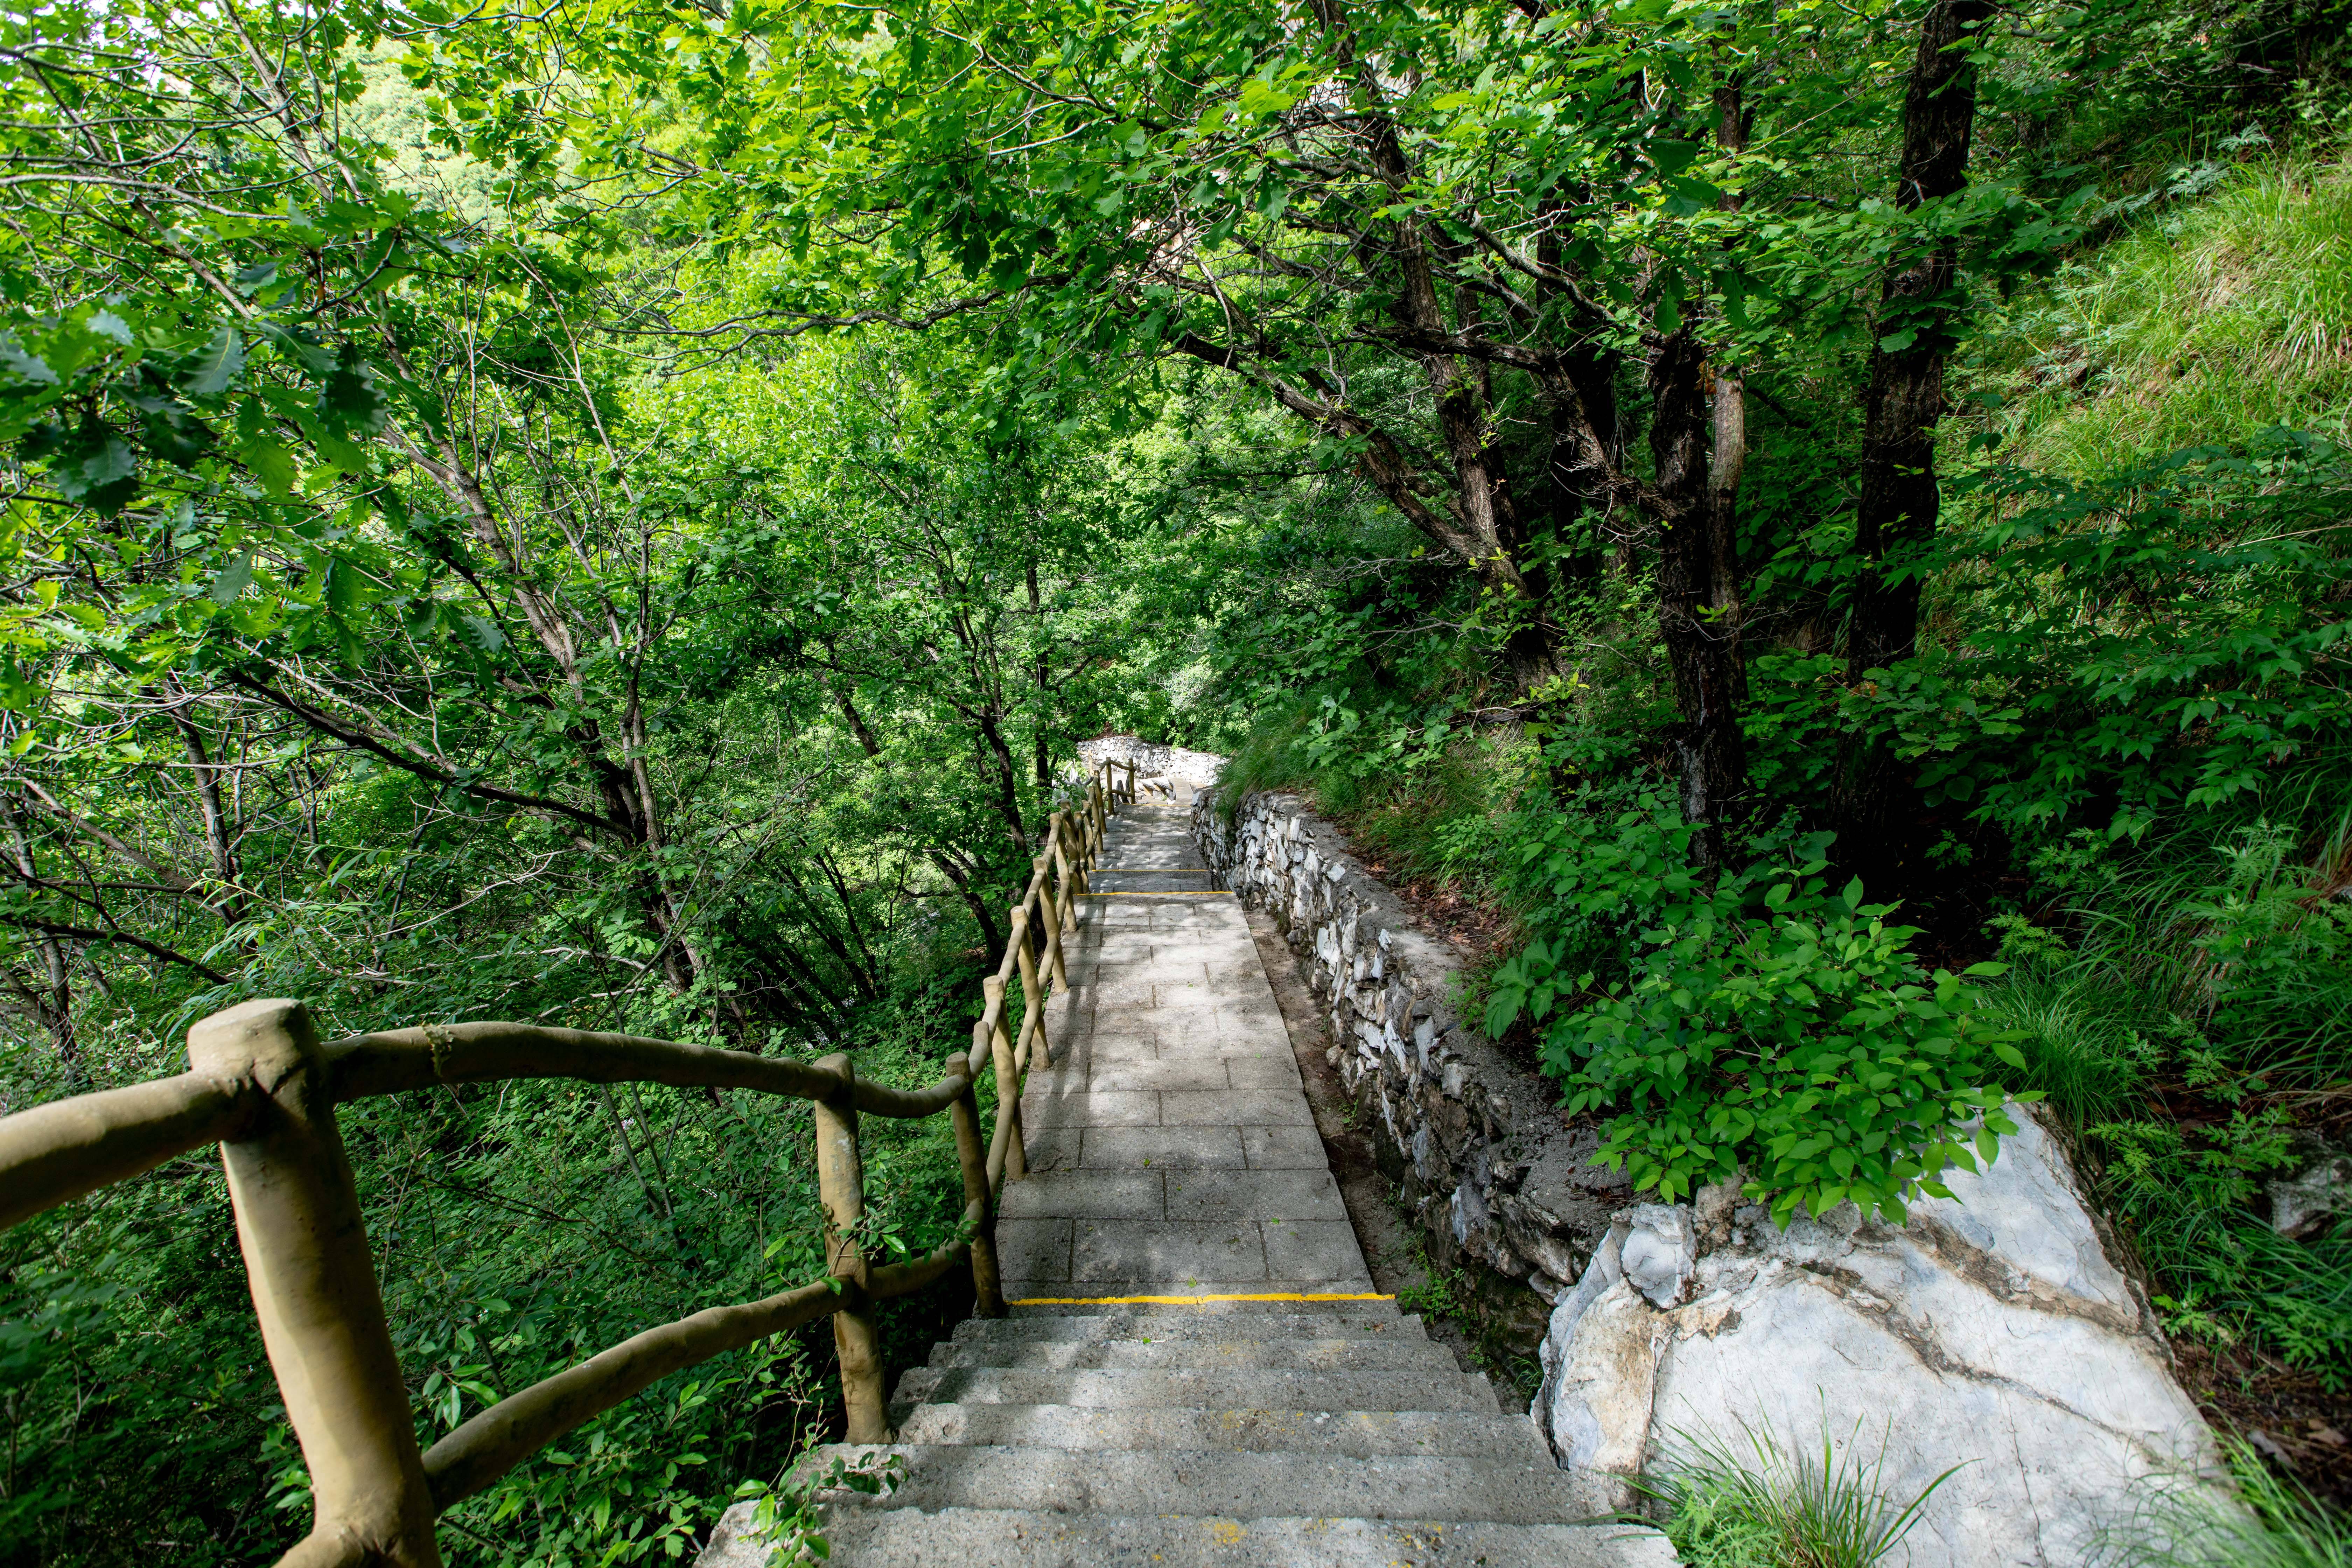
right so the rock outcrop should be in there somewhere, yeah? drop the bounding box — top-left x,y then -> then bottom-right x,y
1534,1110 -> 2219,1568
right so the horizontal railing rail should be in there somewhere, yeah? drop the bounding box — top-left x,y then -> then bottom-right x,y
0,758 -> 1140,1568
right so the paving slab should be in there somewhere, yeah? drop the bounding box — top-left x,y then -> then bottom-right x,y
950,1310 -> 1424,1344
1072,1218 -> 1267,1282
996,1172 -> 1164,1220
1163,1170 -> 1347,1223
892,1365 -> 1498,1413
701,1505 -> 1671,1568
891,1402 -> 1549,1460
1078,1126 -> 1247,1169
923,1337 -> 1455,1372
1242,1125 -> 1332,1168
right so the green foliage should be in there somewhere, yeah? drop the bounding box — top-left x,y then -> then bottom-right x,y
2096,1443 -> 2352,1568
1747,432 -> 2352,846
1979,814 -> 2352,1386
727,1450 -> 908,1565
2,0 -> 2350,1554
1643,1418 -> 1960,1568
1489,793 -> 2022,1220
1985,152 -> 2352,475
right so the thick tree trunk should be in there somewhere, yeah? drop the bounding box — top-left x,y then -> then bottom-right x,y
1848,0 -> 1991,674
1837,0 -> 1992,865
1647,326 -> 1749,877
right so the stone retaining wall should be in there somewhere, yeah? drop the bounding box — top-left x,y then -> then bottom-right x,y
1192,789 -> 1628,1361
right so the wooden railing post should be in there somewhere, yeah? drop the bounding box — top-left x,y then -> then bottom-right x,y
185,999 -> 441,1568
1009,903 -> 1052,1069
982,975 -> 1026,1182
947,1048 -> 1005,1317
1062,810 -> 1090,899
1036,838 -> 1070,991
811,1053 -> 888,1443
1124,758 -> 1136,802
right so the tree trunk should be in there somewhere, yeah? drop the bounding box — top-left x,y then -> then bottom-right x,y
1647,327 -> 1749,877
1837,0 -> 1993,866
1848,0 -> 1991,674
166,696 -> 246,927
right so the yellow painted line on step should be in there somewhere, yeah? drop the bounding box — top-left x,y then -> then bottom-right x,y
1075,890 -> 1233,897
1009,1292 -> 1395,1306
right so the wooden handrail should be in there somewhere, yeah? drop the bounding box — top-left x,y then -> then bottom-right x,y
0,1070 -> 256,1229
0,756 -> 1139,1568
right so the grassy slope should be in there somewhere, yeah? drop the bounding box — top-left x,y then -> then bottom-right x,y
1976,152 -> 2352,474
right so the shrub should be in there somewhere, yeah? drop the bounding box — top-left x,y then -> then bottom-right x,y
1486,794 -> 2025,1223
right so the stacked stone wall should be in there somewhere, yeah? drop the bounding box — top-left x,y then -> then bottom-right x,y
1191,789 -> 1628,1359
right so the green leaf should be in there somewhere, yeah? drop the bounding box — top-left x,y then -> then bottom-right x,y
238,438 -> 298,496
183,328 -> 246,397
211,552 -> 254,606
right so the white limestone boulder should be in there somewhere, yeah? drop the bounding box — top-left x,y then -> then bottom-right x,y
1531,1108 -> 2219,1568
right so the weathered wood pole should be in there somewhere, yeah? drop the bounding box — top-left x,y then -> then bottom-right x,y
1010,902 -> 1052,1069
1037,833 -> 1071,991
1059,810 -> 1089,901
811,1052 -> 887,1443
946,1048 -> 1005,1317
981,974 -> 1026,1181
186,999 -> 442,1568
1124,758 -> 1136,802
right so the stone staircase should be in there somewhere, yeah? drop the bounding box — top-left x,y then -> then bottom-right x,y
699,792 -> 1671,1567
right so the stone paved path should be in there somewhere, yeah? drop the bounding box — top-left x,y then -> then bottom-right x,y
999,801 -> 1376,1303
697,790 -> 1672,1567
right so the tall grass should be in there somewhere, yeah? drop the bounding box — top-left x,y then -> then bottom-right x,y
1643,1418 -> 1960,1568
1981,806 -> 2352,1384
1990,152 -> 2352,474
2097,1447 -> 2352,1568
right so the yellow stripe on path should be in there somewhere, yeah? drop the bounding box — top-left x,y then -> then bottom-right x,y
1008,1291 -> 1395,1306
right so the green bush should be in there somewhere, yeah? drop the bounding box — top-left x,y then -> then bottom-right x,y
1486,793 -> 2024,1222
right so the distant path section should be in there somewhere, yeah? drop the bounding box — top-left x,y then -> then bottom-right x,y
1001,800 -> 1377,1302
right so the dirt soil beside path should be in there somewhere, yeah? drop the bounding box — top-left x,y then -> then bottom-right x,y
1241,902 -> 1512,1393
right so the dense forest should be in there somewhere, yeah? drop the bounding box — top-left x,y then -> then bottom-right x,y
0,0 -> 2347,1562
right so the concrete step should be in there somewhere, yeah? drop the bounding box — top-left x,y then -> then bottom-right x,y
924,1335 -> 1458,1373
801,1444 -> 1594,1525
700,1501 -> 1672,1568
952,1309 -> 1422,1345
889,1364 -> 1503,1415
891,1401 -> 1554,1460
1006,1294 -> 1398,1319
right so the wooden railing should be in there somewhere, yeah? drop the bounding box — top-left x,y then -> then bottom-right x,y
0,759 -> 1141,1568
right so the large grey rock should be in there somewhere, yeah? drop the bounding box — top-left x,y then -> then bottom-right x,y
1530,1108 -> 2219,1568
